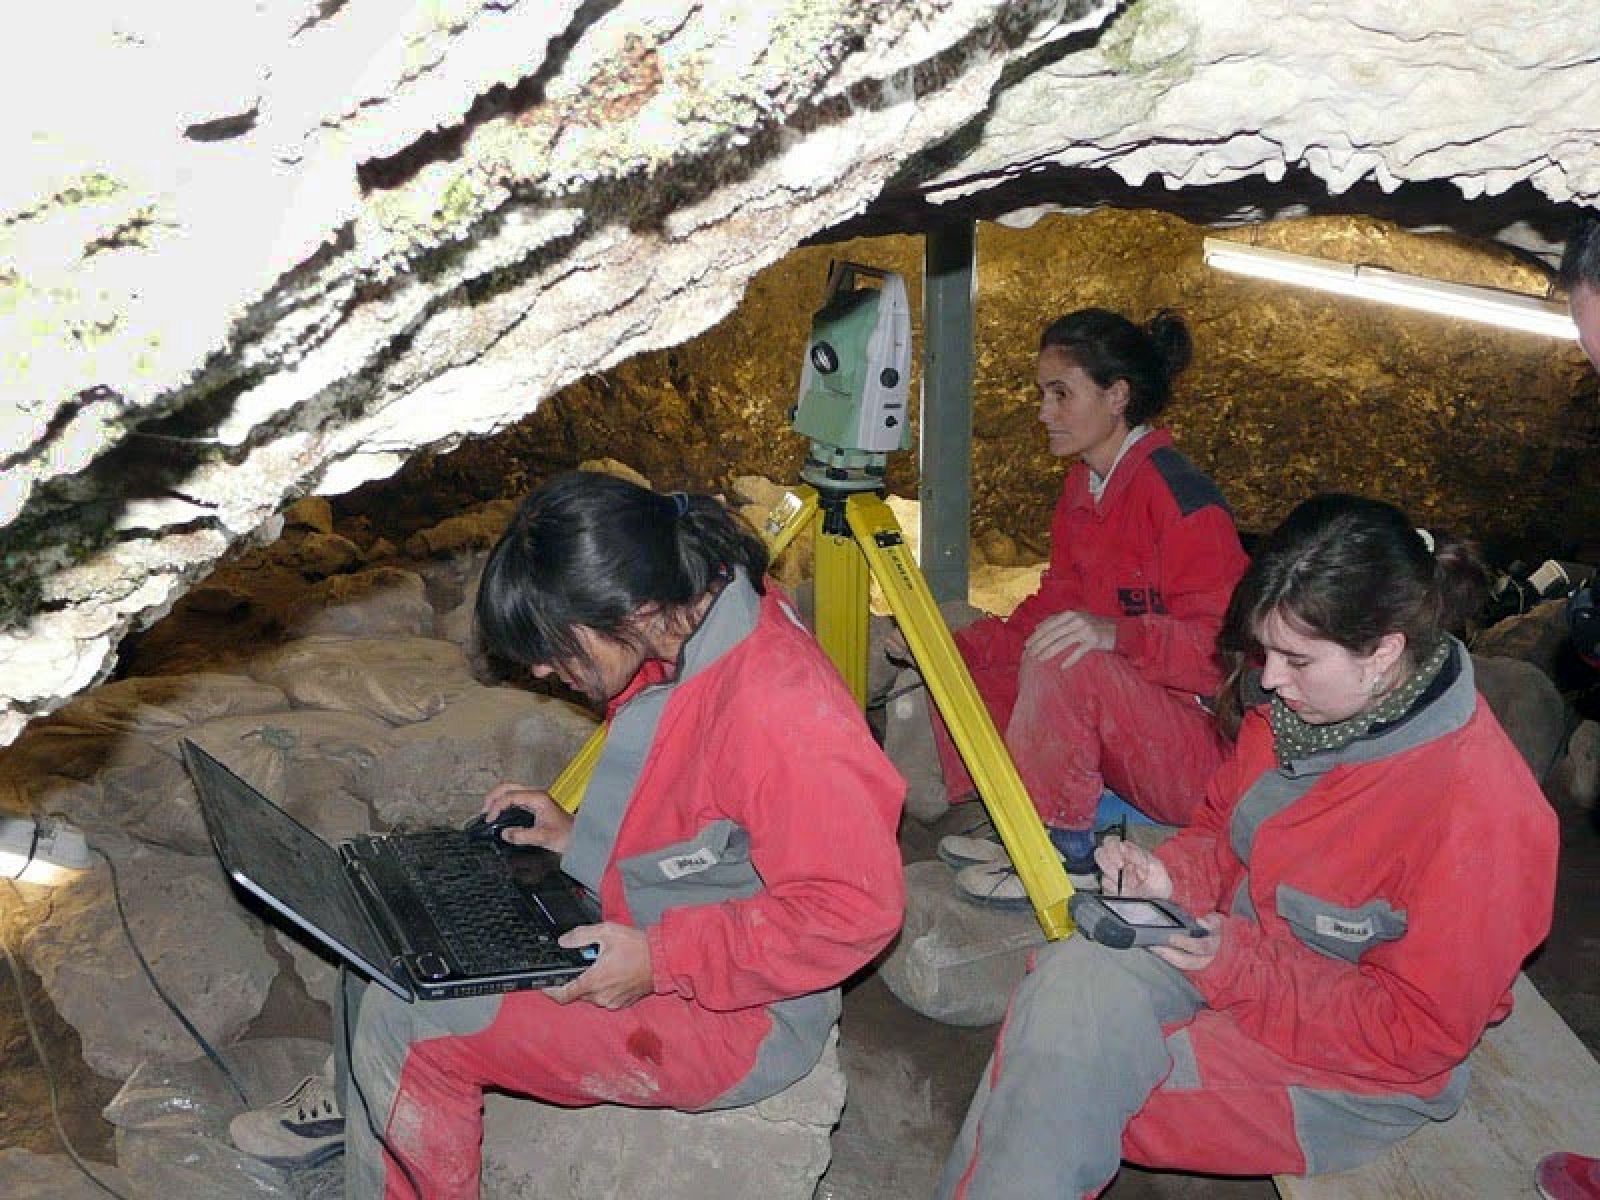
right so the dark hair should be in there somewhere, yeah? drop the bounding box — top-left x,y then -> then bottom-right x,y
1037,308 -> 1194,426
1222,493 -> 1488,665
1560,216 -> 1600,292
475,472 -> 769,679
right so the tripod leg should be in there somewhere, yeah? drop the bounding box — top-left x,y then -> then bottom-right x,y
548,725 -> 607,812
844,492 -> 1073,939
761,487 -> 819,561
814,509 -> 872,708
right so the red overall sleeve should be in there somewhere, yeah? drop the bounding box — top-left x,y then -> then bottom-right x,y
1185,737 -> 1557,1083
1155,717 -> 1261,915
647,698 -> 907,1012
1112,504 -> 1247,695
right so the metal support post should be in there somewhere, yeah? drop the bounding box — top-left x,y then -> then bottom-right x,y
921,221 -> 977,607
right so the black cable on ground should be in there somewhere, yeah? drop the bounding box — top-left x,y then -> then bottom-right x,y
93,847 -> 253,1106
1,879 -> 134,1200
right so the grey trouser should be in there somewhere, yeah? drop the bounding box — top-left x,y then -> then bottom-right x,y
936,934 -> 1204,1199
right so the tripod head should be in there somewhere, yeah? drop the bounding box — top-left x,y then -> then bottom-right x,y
792,261 -> 911,492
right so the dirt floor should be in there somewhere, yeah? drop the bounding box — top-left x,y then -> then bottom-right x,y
1,772 -> 1595,1197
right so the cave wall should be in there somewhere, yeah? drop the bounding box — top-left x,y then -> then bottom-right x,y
374,208 -> 1599,563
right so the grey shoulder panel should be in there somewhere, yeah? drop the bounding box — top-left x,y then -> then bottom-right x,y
1149,445 -> 1229,517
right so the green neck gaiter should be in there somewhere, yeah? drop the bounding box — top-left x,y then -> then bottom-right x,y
1268,637 -> 1451,766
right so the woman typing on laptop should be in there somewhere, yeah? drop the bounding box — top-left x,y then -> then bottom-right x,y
231,470 -> 906,1197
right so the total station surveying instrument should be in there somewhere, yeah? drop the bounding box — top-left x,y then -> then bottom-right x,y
547,262 -> 1077,940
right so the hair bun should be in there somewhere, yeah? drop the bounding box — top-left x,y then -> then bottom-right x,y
1145,309 -> 1193,379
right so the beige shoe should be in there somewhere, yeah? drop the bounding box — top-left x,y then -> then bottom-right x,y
937,832 -> 1010,870
953,861 -> 1032,909
229,1071 -> 344,1168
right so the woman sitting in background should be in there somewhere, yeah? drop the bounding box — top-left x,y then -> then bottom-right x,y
928,308 -> 1249,905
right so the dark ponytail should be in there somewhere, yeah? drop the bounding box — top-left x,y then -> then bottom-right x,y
1038,307 -> 1192,425
1212,495 -> 1487,738
1222,493 -> 1488,665
475,472 -> 768,672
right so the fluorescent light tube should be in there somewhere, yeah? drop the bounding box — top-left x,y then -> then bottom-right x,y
1202,238 -> 1579,340
0,816 -> 91,886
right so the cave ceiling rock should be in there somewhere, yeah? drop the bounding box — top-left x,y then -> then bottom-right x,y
902,0 -> 1600,262
0,0 -> 1118,745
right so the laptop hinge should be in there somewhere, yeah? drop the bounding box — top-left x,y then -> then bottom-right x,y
341,844 -> 421,974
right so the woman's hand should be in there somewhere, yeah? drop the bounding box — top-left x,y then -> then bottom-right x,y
1025,610 -> 1116,668
547,923 -> 653,1009
1093,835 -> 1173,900
480,783 -> 575,855
1151,914 -> 1223,972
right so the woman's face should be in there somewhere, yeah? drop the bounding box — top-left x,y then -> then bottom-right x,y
1035,346 -> 1131,472
1256,609 -> 1402,726
531,625 -> 646,705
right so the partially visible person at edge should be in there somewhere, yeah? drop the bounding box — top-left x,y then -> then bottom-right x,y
1564,213 -> 1600,372
938,493 -> 1558,1199
926,308 -> 1249,907
1534,214 -> 1600,1200
236,472 -> 907,1199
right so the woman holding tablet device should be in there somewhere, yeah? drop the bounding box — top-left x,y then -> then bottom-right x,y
939,493 -> 1558,1198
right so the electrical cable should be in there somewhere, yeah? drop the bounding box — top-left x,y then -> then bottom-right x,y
864,671 -> 927,713
2,819 -> 42,881
1,878 -> 134,1200
93,847 -> 252,1107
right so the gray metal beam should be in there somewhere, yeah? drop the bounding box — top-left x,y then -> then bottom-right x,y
919,221 -> 977,605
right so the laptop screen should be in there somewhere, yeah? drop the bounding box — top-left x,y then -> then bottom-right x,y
183,739 -> 400,990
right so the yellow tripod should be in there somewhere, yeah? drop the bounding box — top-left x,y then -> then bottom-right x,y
549,482 -> 1076,940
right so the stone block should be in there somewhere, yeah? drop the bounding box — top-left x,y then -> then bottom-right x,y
0,1148 -> 135,1200
882,669 -> 950,824
356,685 -> 594,828
481,1029 -> 846,1200
1472,653 -> 1569,783
286,566 -> 435,639
21,838 -> 278,1080
283,496 -> 334,534
182,710 -> 392,841
1472,600 -> 1570,680
248,636 -> 476,725
498,697 -> 602,795
878,860 -> 1044,1028
289,531 -> 364,579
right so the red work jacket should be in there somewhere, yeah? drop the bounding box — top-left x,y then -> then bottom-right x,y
1159,650 -> 1557,1092
1007,428 -> 1247,697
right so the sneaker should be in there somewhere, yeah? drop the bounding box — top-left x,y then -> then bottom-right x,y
937,831 -> 1010,870
1537,1152 -> 1600,1200
230,1073 -> 346,1168
936,810 -> 1001,869
954,860 -> 1033,910
954,856 -> 1100,910
941,821 -> 1103,886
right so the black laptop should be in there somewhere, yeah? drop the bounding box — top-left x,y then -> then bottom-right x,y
183,739 -> 599,1002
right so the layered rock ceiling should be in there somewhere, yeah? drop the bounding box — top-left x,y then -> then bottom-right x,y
4,0 -> 1600,744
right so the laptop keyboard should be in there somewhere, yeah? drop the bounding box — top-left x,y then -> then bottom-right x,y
387,833 -> 571,974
